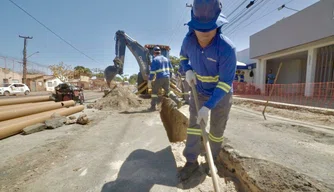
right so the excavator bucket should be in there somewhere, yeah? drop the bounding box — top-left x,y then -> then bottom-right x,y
104,65 -> 119,88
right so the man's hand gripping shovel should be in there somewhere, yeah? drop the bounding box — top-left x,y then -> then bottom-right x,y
190,82 -> 220,192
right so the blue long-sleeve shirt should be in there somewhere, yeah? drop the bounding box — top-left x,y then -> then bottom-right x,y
179,29 -> 237,109
149,55 -> 173,80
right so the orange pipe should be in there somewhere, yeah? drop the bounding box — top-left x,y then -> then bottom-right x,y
0,101 -> 56,111
0,96 -> 52,106
0,100 -> 75,121
0,105 -> 84,140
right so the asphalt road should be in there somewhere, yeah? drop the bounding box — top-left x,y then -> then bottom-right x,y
0,99 -> 333,191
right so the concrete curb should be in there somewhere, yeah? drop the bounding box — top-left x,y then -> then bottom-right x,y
233,97 -> 334,116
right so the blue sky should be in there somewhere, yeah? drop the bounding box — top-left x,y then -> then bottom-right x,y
0,0 -> 319,76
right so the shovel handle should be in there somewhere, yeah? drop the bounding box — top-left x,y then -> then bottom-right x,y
190,82 -> 220,192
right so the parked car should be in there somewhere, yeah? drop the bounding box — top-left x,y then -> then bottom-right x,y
0,83 -> 30,96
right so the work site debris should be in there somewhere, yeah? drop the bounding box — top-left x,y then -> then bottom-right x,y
76,113 -> 89,125
94,86 -> 142,110
65,119 -> 77,125
86,104 -> 94,109
45,113 -> 67,129
69,116 -> 76,120
22,123 -> 47,135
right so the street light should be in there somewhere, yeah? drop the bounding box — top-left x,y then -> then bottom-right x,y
278,4 -> 299,12
27,51 -> 39,59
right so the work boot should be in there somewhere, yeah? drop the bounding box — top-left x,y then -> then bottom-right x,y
177,161 -> 199,181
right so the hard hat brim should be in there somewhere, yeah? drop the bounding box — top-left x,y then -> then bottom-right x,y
187,12 -> 228,32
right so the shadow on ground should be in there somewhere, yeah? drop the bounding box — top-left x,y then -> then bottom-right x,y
101,147 -> 207,192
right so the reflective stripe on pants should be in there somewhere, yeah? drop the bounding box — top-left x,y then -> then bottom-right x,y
183,92 -> 232,163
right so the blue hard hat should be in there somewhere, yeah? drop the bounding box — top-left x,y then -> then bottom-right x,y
187,0 -> 228,32
153,46 -> 161,52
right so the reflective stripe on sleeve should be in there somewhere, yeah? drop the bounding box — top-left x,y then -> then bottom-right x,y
216,82 -> 231,93
180,56 -> 188,61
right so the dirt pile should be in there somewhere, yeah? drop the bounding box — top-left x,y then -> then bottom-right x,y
219,145 -> 334,192
94,86 -> 142,111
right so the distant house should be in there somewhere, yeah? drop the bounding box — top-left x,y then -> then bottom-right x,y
45,77 -> 63,92
68,75 -> 90,89
26,74 -> 45,92
0,67 -> 22,84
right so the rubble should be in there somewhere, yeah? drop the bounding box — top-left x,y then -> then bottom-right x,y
22,123 -> 47,135
76,114 -> 89,125
68,116 -> 77,120
45,113 -> 67,129
94,86 -> 142,111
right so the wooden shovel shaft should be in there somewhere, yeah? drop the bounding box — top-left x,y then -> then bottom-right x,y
190,83 -> 220,192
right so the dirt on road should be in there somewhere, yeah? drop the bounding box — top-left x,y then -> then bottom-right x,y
233,99 -> 334,127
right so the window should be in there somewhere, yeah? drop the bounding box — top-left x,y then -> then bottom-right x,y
53,81 -> 57,86
3,79 -> 8,83
48,82 -> 52,87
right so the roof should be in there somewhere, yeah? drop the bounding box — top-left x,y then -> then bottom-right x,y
145,44 -> 171,51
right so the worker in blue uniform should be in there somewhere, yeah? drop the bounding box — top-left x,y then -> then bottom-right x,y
239,71 -> 245,83
266,69 -> 275,95
148,46 -> 182,111
178,0 -> 237,181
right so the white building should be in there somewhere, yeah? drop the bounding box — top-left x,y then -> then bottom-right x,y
45,77 -> 63,92
250,0 -> 334,96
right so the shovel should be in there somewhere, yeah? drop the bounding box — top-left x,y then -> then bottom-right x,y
190,82 -> 220,192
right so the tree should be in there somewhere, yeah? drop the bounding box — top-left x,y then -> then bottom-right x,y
169,55 -> 181,66
49,62 -> 74,82
74,65 -> 92,78
129,74 -> 138,85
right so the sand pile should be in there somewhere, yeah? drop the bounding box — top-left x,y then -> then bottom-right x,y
94,86 -> 142,111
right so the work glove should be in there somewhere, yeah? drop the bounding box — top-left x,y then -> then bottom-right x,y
147,80 -> 152,89
186,70 -> 196,85
197,106 -> 210,125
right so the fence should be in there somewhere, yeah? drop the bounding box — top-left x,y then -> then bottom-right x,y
233,82 -> 334,109
0,56 -> 51,83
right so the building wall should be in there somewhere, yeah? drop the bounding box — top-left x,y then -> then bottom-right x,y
250,0 -> 334,58
27,77 -> 45,92
237,48 -> 257,64
0,68 -> 22,84
46,78 -> 63,91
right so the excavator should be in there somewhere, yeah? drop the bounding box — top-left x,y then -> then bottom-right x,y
104,30 -> 183,96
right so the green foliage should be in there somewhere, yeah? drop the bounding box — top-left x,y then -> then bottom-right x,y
169,55 -> 181,66
74,65 -> 92,78
129,74 -> 138,85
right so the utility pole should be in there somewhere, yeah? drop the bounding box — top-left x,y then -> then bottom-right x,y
19,35 -> 33,84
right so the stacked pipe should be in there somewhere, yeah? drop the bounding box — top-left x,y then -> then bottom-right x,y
0,96 -> 84,140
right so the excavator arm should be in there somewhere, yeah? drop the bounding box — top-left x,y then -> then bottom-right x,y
104,30 -> 151,87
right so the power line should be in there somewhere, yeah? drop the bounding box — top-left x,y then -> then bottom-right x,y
227,0 -> 295,36
168,4 -> 191,48
223,0 -> 264,33
226,0 -> 272,35
8,0 -> 99,64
